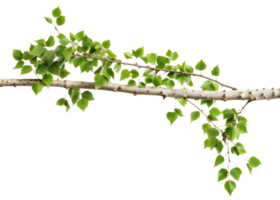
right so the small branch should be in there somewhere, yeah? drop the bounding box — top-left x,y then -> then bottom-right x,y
238,100 -> 252,114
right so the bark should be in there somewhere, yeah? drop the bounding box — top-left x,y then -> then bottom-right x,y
0,79 -> 279,101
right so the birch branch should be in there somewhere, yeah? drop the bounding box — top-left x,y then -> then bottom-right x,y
1,79 -> 279,101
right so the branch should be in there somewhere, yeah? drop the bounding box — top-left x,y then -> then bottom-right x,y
0,79 -> 279,101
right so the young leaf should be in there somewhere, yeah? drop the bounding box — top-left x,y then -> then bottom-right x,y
43,74 -> 53,87
223,180 -> 237,197
166,112 -> 178,125
77,99 -> 89,112
63,48 -> 72,60
213,154 -> 226,167
132,47 -> 144,58
237,122 -> 247,133
202,123 -> 212,133
128,79 -> 136,86
204,139 -> 209,149
59,69 -> 70,79
247,163 -> 253,174
94,74 -> 107,89
207,114 -> 218,121
54,45 -> 65,57
153,76 -> 162,87
81,91 -> 94,101
52,6 -> 62,18
249,156 -> 261,168
30,45 -> 45,57
114,63 -> 122,73
191,111 -> 200,122
124,52 -> 133,59
131,69 -> 139,78
57,33 -> 66,39
222,109 -> 234,119
106,68 -> 115,79
174,108 -> 184,117
59,38 -> 70,46
22,51 -> 33,60
21,65 -> 32,75
35,39 -> 45,46
229,166 -> 244,183
170,52 -> 179,61
42,15 -> 53,25
238,116 -> 247,126
70,88 -> 80,105
195,59 -> 206,71
147,53 -> 156,64
236,142 -> 247,154
210,64 -> 221,77
166,49 -> 172,57
178,99 -> 187,107
165,80 -> 175,89
76,30 -> 84,42
64,100 -> 70,112
120,69 -> 131,81
209,107 -> 221,116
32,83 -> 44,95
56,16 -> 65,26
207,128 -> 219,138
42,50 -> 55,65
107,49 -> 117,59
102,40 -> 110,49
13,49 -> 22,61
46,36 -> 55,47
14,61 -> 24,69
217,167 -> 228,182
139,82 -> 146,88
70,32 -> 76,41
56,98 -> 66,106
216,141 -> 224,153
209,137 -> 218,150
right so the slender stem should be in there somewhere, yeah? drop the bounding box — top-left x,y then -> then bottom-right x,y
238,100 -> 252,114
227,138 -> 230,180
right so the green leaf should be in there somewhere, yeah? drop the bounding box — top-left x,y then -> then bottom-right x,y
238,116 -> 247,126
237,122 -> 247,133
106,68 -> 115,79
42,50 -> 55,65
216,141 -> 224,153
230,167 -> 242,181
57,33 -> 66,39
94,74 -> 107,89
13,49 -> 22,61
170,52 -> 179,61
207,128 -> 219,138
46,36 -> 55,47
200,80 -> 216,91
76,29 -> 85,42
29,44 -> 35,52
209,137 -> 218,150
249,156 -> 261,168
191,111 -> 200,122
56,16 -> 65,26
70,88 -> 80,105
147,53 -> 157,64
42,74 -> 53,87
207,114 -> 218,121
231,146 -> 240,156
21,65 -> 32,75
166,49 -> 172,57
225,127 -> 240,141
63,48 -> 72,60
124,52 -> 133,59
42,15 -> 53,25
70,32 -> 76,41
59,38 -> 70,46
114,63 -> 122,73
174,108 -> 183,117
209,107 -> 222,117
59,68 -> 70,79
202,123 -> 212,133
130,69 -> 139,79
30,45 -> 45,57
218,168 -> 228,182
48,62 -> 59,75
64,100 -> 70,112
145,74 -> 155,83
157,56 -> 170,65
32,83 -> 44,95
35,39 -> 45,46
224,180 -> 236,196
236,142 -> 247,154
54,45 -> 65,57
175,74 -> 186,85
184,63 -> 194,73
52,6 -> 62,18
128,79 -> 136,86
165,80 -> 175,89
178,99 -> 187,107
214,155 -> 224,167
30,57 -> 37,64
120,69 -> 131,81
14,61 -> 24,69
153,76 -> 162,87
247,163 -> 253,174
22,51 -> 33,60
211,65 -> 220,76
36,64 -> 49,76
81,91 -> 94,101
222,109 -> 234,119
166,112 -> 178,125
204,139 -> 210,149
139,82 -> 146,88
56,98 -> 66,106
102,40 -> 110,49
77,98 -> 89,113
107,49 -> 117,59
195,59 -> 206,71
141,56 -> 148,64
132,47 -> 144,58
